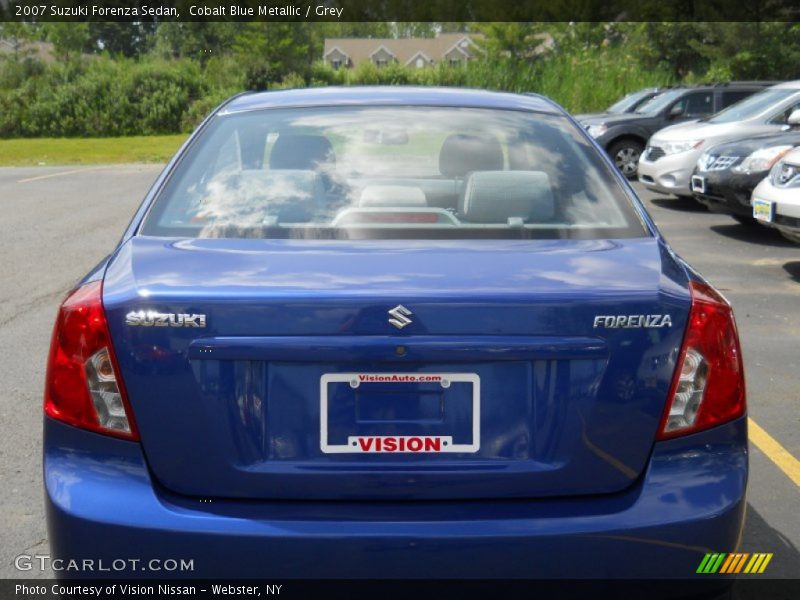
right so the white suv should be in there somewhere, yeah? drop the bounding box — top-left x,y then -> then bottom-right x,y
638,81 -> 800,198
751,146 -> 800,244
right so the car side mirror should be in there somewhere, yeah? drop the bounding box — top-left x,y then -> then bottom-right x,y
668,104 -> 685,119
788,109 -> 800,127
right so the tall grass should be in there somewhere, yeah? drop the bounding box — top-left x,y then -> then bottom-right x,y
526,48 -> 673,113
0,46 -> 675,137
304,46 -> 674,114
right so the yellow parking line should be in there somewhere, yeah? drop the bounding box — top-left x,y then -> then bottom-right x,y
17,166 -> 104,183
749,418 -> 800,487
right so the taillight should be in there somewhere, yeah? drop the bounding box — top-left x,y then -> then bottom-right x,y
658,281 -> 746,440
44,280 -> 139,440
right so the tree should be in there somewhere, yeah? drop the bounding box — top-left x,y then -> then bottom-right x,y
44,23 -> 92,61
392,23 -> 439,38
152,23 -> 238,64
0,22 -> 37,60
693,23 -> 800,81
232,23 -> 316,88
622,22 -> 800,82
316,22 -> 393,39
88,23 -> 158,58
477,23 -> 549,62
624,23 -> 709,79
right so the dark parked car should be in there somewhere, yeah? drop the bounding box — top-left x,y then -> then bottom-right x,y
578,83 -> 773,178
574,87 -> 664,121
691,127 -> 800,223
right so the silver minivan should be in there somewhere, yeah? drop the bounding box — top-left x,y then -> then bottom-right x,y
639,81 -> 800,198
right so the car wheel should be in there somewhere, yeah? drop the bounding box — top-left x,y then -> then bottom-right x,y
609,140 -> 644,179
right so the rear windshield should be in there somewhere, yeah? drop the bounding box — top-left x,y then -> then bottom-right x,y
141,106 -> 647,240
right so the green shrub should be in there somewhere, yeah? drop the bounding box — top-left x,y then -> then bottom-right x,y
0,57 -> 208,137
309,61 -> 345,86
124,60 -> 205,134
181,87 -> 240,132
0,44 -> 675,138
274,72 -> 307,90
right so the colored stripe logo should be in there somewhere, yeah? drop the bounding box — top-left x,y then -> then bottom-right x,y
697,553 -> 773,574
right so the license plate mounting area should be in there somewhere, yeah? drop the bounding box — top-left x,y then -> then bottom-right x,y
320,372 -> 480,454
752,198 -> 775,222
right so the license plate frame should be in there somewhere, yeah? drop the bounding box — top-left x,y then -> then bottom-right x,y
320,372 -> 480,454
691,175 -> 706,194
752,198 -> 775,222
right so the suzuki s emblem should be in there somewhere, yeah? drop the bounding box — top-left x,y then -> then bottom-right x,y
388,305 -> 413,330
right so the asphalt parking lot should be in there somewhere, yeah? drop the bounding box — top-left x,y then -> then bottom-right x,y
0,165 -> 798,580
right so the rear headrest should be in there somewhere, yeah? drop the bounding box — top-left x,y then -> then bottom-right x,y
439,134 -> 504,178
359,185 -> 427,207
459,171 -> 555,224
269,135 -> 335,171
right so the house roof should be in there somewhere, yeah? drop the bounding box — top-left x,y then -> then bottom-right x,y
323,33 -> 484,65
405,50 -> 433,66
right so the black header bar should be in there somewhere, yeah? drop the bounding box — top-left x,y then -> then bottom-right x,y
2,0 -> 800,22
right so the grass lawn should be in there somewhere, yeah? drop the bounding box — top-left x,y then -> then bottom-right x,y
0,135 -> 188,166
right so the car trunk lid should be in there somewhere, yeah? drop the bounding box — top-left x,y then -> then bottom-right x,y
103,236 -> 690,500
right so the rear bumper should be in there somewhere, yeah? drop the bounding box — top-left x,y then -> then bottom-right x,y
45,416 -> 748,579
766,213 -> 800,240
691,170 -> 764,217
752,182 -> 800,238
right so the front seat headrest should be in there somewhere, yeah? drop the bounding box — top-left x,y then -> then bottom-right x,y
459,171 -> 555,224
439,134 -> 504,178
269,135 -> 336,171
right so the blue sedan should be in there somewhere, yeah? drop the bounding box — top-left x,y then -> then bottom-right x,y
44,87 -> 747,581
